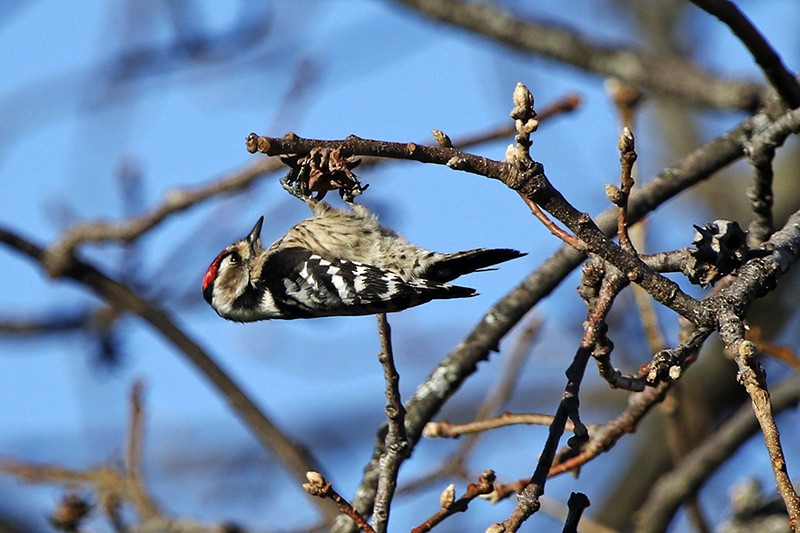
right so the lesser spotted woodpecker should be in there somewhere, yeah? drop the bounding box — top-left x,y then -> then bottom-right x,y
202,200 -> 524,321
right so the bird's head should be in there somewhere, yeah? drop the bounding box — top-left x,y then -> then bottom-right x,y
202,217 -> 264,317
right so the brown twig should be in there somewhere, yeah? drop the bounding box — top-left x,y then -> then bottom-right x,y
411,470 -> 495,533
125,381 -> 160,519
498,268 -> 624,531
518,194 -> 584,250
606,79 -> 642,131
304,472 -> 375,533
612,127 -> 638,255
747,327 -> 800,372
730,340 -> 800,530
372,314 -> 408,533
423,413 -> 575,439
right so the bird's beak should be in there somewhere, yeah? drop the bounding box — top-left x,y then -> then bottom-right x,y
247,216 -> 264,250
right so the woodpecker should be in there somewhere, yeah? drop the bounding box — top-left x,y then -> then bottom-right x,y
202,200 -> 525,321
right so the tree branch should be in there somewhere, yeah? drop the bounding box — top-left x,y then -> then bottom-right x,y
0,227 -> 337,525
689,0 -> 800,109
334,104 -> 787,532
44,158 -> 281,276
634,374 -> 800,532
372,314 -> 408,533
392,0 -> 764,110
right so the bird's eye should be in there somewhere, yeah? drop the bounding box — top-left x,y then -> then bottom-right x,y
227,252 -> 242,266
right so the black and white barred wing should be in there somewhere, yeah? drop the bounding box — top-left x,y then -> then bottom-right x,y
260,247 -> 476,318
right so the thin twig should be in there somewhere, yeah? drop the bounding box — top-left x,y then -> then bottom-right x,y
518,194 -> 585,250
125,381 -> 160,519
304,472 -> 375,533
423,413 -> 575,438
499,271 -> 624,531
372,314 -> 408,533
613,128 -> 638,255
562,492 -> 590,533
410,470 -> 495,533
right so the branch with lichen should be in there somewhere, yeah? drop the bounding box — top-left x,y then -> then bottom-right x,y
372,314 -> 409,533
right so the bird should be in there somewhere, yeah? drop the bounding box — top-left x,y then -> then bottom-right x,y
202,199 -> 525,321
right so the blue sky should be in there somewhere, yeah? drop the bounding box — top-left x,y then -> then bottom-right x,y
1,1 -> 799,531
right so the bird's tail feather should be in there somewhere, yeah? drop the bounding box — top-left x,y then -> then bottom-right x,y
422,248 -> 526,282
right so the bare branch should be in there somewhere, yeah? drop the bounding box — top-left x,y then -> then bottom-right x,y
423,412 -> 576,439
335,105 -> 788,532
0,227 -> 336,525
634,374 -> 800,533
393,0 -> 764,110
372,314 -> 409,533
44,158 -> 281,276
689,0 -> 800,109
613,127 -> 638,255
744,105 -> 800,246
